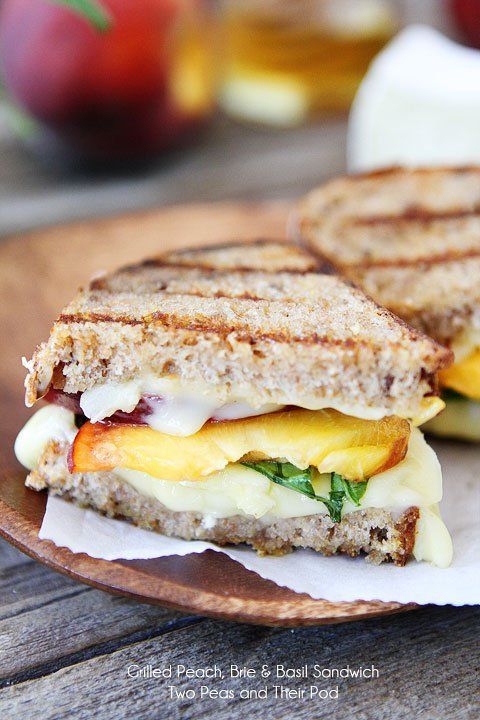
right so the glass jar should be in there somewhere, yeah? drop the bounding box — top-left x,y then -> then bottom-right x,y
219,0 -> 399,126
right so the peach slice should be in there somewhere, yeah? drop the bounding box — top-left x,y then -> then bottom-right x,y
70,408 -> 410,482
440,349 -> 480,401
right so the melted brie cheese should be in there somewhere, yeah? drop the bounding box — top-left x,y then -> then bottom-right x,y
411,397 -> 445,427
14,405 -> 77,470
79,374 -> 441,435
412,506 -> 453,569
424,398 -> 480,442
80,377 -> 284,436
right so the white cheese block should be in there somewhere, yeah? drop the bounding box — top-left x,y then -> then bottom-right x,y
348,25 -> 480,170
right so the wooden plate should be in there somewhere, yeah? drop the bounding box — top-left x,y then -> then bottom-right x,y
0,202 -> 414,626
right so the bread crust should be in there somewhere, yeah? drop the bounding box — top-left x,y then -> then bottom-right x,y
28,440 -> 419,565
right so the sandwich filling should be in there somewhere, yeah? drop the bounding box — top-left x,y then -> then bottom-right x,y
40,374 -> 443,433
15,389 -> 453,568
427,329 -> 480,441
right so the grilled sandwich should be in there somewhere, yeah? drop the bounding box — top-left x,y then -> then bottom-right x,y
15,240 -> 453,566
299,167 -> 480,442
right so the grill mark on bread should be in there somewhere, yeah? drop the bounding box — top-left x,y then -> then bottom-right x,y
59,312 -> 144,326
163,237 -> 319,260
91,263 -> 332,291
121,258 -> 324,274
89,285 -> 335,303
350,206 -> 480,227
58,310 -> 372,347
111,238 -> 324,276
171,238 -> 290,253
347,248 -> 480,270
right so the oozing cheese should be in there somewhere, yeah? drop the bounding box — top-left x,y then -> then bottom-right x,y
79,374 -> 441,435
424,397 -> 480,442
80,377 -> 284,436
14,405 -> 77,470
411,397 -> 445,427
412,506 -> 454,569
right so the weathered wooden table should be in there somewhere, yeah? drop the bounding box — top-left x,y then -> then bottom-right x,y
0,114 -> 478,719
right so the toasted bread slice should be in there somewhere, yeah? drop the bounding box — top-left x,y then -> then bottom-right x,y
90,239 -> 333,297
299,167 -> 480,347
27,439 -> 419,565
159,238 -> 326,273
24,239 -> 451,419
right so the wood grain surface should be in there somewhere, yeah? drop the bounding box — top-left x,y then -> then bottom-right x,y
1,534 -> 478,720
0,202 -> 414,627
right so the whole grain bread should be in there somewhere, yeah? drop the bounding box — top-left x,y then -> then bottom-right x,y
156,238 -> 326,273
27,440 -> 419,565
299,167 -> 480,346
24,239 -> 451,418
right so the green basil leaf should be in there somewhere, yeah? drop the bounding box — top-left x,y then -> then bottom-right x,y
343,479 -> 368,506
441,388 -> 467,402
241,461 -> 317,499
320,472 -> 343,522
52,0 -> 112,32
241,462 -> 368,524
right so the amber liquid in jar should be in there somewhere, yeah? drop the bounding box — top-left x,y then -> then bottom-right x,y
219,0 -> 398,126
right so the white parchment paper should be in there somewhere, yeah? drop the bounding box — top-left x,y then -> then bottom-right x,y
39,442 -> 479,605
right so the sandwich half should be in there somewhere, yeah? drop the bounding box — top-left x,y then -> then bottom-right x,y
16,239 -> 453,566
299,167 -> 480,441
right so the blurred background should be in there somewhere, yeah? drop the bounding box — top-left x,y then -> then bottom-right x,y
0,0 -> 478,237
